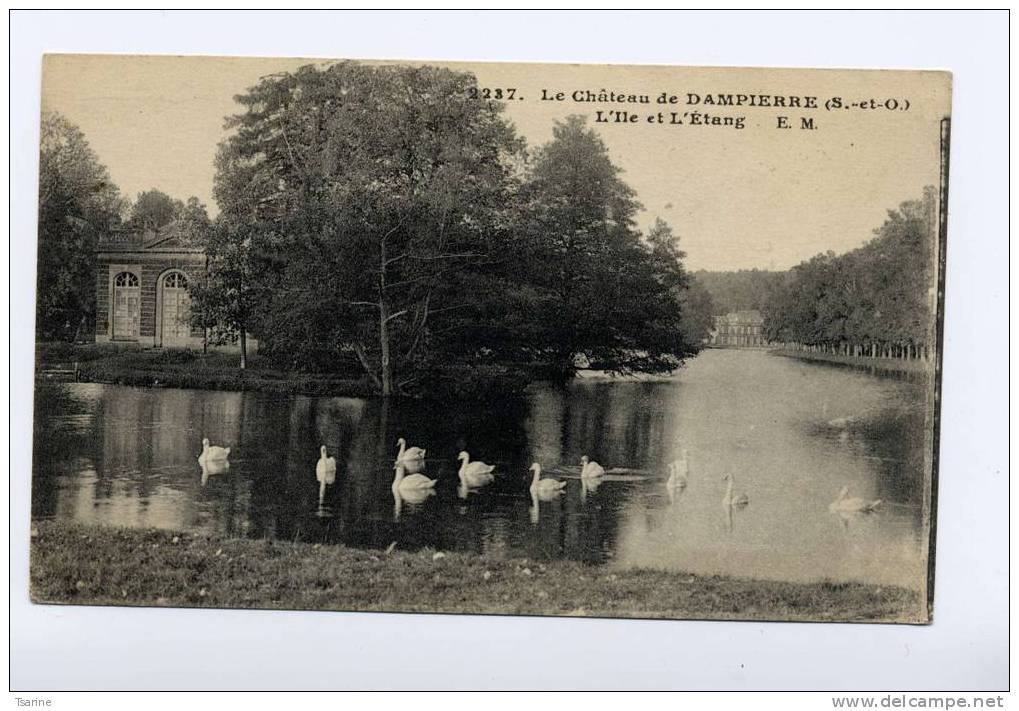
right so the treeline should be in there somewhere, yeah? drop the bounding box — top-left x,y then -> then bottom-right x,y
36,112 -> 210,340
40,62 -> 714,396
693,269 -> 785,315
762,187 -> 938,360
193,62 -> 716,395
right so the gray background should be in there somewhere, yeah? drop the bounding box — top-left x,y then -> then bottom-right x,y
9,10 -> 1008,690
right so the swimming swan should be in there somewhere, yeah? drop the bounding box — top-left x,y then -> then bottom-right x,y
579,455 -> 605,479
722,473 -> 749,509
199,458 -> 229,486
457,451 -> 496,487
392,464 -> 437,492
316,445 -> 337,485
395,437 -> 426,463
667,450 -> 689,489
316,445 -> 337,503
393,484 -> 435,521
198,438 -> 230,465
529,463 -> 567,497
829,486 -> 882,514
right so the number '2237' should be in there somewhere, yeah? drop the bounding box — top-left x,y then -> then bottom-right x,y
467,87 -> 517,100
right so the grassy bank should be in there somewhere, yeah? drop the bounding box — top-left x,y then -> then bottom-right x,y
29,521 -> 924,623
36,342 -> 375,398
770,348 -> 933,376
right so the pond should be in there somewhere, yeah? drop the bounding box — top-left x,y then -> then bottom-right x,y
31,349 -> 934,589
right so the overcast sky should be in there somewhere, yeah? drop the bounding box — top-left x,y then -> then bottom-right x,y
41,55 -> 949,272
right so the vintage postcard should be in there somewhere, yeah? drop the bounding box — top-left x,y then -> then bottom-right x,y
30,55 -> 950,624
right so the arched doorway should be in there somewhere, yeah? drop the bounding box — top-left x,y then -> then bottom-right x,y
158,270 -> 192,347
112,271 -> 140,341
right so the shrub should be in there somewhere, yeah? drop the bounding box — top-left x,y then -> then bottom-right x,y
416,363 -> 531,403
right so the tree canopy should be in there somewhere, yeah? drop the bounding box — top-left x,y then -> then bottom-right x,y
693,269 -> 784,316
762,187 -> 938,356
207,62 -> 525,392
37,112 -> 126,340
199,64 -> 708,395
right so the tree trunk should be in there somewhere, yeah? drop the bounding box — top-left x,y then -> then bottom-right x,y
379,301 -> 393,397
378,240 -> 394,397
239,327 -> 247,370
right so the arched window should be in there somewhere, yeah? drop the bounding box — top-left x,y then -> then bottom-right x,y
159,270 -> 192,346
112,271 -> 140,340
163,271 -> 188,289
114,271 -> 139,287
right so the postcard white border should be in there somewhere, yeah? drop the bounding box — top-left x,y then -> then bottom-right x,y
8,9 -> 1009,691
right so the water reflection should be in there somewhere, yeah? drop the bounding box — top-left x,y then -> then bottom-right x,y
31,350 -> 930,588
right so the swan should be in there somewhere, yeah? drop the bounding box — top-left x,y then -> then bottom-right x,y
393,484 -> 435,520
316,445 -> 337,485
827,416 -> 856,429
529,463 -> 567,498
579,455 -> 605,479
316,445 -> 337,503
457,451 -> 496,487
667,450 -> 689,489
722,473 -> 749,509
198,438 -> 230,465
199,458 -> 229,486
395,437 -> 426,463
829,486 -> 882,513
392,464 -> 437,492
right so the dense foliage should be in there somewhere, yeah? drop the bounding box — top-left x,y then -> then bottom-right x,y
202,63 -> 708,394
693,269 -> 784,315
37,112 -> 126,340
762,188 -> 938,358
128,189 -> 211,244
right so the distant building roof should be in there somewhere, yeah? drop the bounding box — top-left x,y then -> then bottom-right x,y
714,309 -> 765,325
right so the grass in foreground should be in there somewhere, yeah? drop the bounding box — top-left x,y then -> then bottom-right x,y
30,522 -> 925,623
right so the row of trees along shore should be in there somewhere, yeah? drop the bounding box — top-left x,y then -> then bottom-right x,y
39,62 -> 716,396
761,186 -> 939,361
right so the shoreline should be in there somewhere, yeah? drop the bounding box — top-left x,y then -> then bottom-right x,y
29,521 -> 925,623
769,348 -> 933,376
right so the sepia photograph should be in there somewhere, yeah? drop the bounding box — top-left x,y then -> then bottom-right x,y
28,54 -> 951,627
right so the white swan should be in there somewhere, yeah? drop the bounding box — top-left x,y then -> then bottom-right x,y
667,450 -> 689,489
579,455 -> 605,479
316,445 -> 337,485
829,486 -> 882,513
199,458 -> 229,486
316,445 -> 337,503
395,437 -> 426,463
393,484 -> 435,520
198,438 -> 230,465
457,451 -> 496,487
529,463 -> 567,498
392,464 -> 437,492
722,473 -> 749,509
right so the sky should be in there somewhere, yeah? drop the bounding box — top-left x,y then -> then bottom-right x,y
40,55 -> 950,272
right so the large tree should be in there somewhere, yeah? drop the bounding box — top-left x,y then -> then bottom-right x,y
516,117 -> 696,375
212,62 -> 523,394
128,189 -> 182,230
188,215 -> 254,367
128,190 -> 211,241
37,112 -> 126,340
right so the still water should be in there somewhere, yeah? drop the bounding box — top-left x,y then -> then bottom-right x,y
32,350 -> 932,589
